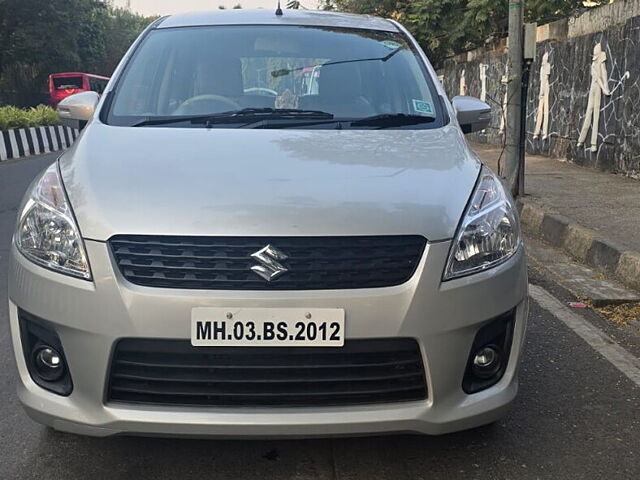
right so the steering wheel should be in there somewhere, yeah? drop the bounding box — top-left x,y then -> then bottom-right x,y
174,94 -> 241,115
244,87 -> 278,97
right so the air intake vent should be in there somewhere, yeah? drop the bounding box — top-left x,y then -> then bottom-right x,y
107,338 -> 428,407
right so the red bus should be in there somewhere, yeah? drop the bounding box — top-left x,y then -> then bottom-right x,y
48,72 -> 110,107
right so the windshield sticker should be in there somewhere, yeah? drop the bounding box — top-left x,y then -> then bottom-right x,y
412,99 -> 434,116
380,40 -> 403,50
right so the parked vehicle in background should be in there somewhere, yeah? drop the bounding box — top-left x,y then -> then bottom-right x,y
48,72 -> 110,107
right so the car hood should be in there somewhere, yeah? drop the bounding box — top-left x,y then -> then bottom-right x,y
60,124 -> 481,241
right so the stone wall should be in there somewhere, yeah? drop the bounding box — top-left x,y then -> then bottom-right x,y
440,0 -> 640,178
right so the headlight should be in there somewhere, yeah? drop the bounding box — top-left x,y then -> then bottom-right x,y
15,162 -> 91,279
444,167 -> 521,280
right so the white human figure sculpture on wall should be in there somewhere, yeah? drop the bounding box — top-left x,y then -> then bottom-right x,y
499,64 -> 508,135
533,52 -> 551,140
459,69 -> 467,96
578,43 -> 611,152
479,64 -> 488,102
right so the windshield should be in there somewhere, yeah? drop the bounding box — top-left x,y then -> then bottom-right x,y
106,25 -> 444,129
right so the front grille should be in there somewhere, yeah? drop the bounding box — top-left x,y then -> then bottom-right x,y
109,235 -> 426,290
107,338 -> 428,407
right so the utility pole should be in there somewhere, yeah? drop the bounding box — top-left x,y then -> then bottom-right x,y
505,0 -> 524,197
519,23 -> 537,196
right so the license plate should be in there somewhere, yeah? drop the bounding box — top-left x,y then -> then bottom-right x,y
191,308 -> 345,347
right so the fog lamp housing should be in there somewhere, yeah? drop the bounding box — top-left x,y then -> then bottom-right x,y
463,310 -> 515,394
19,309 -> 73,396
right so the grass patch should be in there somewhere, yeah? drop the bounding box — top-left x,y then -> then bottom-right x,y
0,105 -> 60,131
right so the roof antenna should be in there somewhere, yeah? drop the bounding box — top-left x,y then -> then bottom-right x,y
275,0 -> 283,16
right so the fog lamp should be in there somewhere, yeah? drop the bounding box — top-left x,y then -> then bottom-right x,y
33,345 -> 65,382
472,345 -> 502,379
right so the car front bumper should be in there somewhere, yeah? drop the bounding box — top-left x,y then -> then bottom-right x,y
8,239 -> 528,437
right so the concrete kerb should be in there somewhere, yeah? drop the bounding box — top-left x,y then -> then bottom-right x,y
617,252 -> 640,291
516,198 -> 640,294
0,125 -> 78,162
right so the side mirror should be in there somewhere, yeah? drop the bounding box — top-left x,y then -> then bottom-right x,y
452,96 -> 492,134
57,91 -> 100,130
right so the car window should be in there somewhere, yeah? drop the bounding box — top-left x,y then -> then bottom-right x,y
89,77 -> 107,94
107,25 -> 443,129
53,76 -> 83,90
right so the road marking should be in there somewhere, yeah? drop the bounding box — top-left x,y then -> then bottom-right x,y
29,127 -> 40,155
18,129 -> 30,156
0,134 -> 6,161
39,127 -> 50,153
57,126 -> 68,148
530,284 -> 640,387
48,126 -> 59,151
7,130 -> 19,158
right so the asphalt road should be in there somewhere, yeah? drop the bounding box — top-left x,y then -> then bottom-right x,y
1,153 -> 639,479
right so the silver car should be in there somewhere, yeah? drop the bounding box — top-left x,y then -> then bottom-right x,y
8,9 -> 528,437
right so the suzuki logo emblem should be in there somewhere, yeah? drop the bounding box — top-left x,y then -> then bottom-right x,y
250,245 -> 289,281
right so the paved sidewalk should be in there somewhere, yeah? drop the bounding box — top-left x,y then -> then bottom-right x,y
471,142 -> 640,290
472,142 -> 640,252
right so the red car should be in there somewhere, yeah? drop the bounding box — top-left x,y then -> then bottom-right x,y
48,72 -> 110,107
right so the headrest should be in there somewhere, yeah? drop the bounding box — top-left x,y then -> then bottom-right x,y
319,62 -> 363,100
194,56 -> 243,97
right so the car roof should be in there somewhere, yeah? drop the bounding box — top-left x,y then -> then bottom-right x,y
157,9 -> 399,32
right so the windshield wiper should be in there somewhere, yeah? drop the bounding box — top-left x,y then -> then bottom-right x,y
193,108 -> 335,126
350,113 -> 436,128
246,112 -> 437,130
132,115 -> 219,127
132,108 -> 333,127
271,48 -> 403,78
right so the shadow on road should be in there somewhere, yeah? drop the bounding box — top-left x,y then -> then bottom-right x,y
36,423 -> 503,480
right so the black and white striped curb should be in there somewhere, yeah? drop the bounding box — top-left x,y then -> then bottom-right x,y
0,126 -> 79,161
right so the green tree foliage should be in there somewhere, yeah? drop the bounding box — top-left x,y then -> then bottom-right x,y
318,0 -> 335,10
324,0 -> 606,67
0,0 -> 154,105
101,5 -> 152,75
325,0 -> 397,16
402,0 -> 470,70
